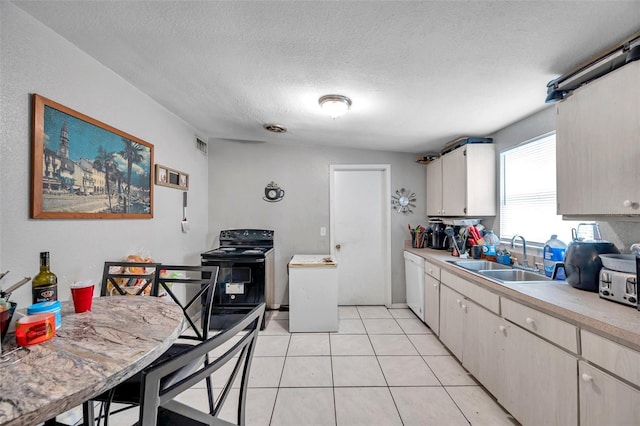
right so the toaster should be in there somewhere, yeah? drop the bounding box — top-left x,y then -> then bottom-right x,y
599,268 -> 637,307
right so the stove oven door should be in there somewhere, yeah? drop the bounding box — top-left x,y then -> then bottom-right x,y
215,262 -> 264,305
201,256 -> 267,330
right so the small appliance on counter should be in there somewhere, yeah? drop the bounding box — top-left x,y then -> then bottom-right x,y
599,254 -> 637,307
552,223 -> 620,291
430,220 -> 448,250
637,252 -> 640,311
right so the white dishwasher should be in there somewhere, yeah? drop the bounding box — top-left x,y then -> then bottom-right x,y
404,251 -> 425,321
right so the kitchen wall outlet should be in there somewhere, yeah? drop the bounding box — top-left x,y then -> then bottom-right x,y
320,226 -> 327,236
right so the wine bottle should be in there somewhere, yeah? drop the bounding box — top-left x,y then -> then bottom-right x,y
32,251 -> 58,303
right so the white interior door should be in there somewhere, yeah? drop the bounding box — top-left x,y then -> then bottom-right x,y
330,165 -> 391,306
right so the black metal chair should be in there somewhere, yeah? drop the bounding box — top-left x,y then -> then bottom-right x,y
136,303 -> 265,426
100,261 -> 160,296
91,264 -> 219,425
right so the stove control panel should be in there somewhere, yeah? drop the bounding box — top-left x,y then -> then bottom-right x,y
220,229 -> 274,241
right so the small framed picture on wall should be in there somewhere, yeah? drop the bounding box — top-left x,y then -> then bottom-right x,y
155,164 -> 189,190
179,174 -> 189,189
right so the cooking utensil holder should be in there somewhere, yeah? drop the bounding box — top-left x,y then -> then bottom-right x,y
411,231 -> 426,248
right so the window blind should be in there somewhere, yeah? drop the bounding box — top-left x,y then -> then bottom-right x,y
499,133 -> 578,245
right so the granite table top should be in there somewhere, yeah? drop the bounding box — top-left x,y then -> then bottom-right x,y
0,296 -> 183,426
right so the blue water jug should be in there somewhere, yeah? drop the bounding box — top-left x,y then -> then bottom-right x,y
543,235 -> 567,279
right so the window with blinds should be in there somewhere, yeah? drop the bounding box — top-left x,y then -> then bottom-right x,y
499,132 -> 578,245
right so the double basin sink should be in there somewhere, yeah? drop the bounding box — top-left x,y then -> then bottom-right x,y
448,260 -> 553,284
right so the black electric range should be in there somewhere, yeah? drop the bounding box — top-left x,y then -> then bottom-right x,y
201,229 -> 274,330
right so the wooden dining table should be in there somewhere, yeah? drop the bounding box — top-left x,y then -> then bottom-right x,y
0,296 -> 184,426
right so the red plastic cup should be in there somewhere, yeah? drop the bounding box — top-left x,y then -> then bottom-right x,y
71,281 -> 94,313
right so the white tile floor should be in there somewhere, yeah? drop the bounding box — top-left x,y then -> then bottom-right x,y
58,306 -> 518,425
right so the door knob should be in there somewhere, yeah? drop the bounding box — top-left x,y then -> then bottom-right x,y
335,244 -> 341,250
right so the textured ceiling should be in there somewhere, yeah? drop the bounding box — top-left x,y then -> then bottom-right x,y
12,1 -> 640,153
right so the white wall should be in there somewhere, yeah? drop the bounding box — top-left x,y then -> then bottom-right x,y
207,140 -> 426,305
0,3 -> 209,308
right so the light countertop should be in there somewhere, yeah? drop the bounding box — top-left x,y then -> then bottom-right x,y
289,255 -> 337,268
405,243 -> 640,352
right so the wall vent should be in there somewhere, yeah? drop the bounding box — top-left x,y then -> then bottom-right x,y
196,137 -> 207,155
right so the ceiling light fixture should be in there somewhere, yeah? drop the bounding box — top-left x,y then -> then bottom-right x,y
263,123 -> 287,133
318,94 -> 352,119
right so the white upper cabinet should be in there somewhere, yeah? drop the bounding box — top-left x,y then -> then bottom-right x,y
426,157 -> 444,216
556,60 -> 640,216
426,144 -> 496,217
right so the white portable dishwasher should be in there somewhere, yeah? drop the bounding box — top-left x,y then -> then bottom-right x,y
404,251 -> 425,321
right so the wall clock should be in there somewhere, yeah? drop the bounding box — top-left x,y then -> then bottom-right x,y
263,181 -> 285,202
391,188 -> 416,214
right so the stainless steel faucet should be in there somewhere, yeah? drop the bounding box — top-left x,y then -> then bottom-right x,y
510,234 -> 529,269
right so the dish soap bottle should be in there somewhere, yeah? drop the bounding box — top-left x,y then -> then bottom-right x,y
32,251 -> 58,303
482,230 -> 500,260
543,235 -> 567,279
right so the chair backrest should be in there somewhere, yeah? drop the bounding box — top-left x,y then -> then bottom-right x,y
138,302 -> 265,426
154,265 -> 219,341
100,261 -> 161,296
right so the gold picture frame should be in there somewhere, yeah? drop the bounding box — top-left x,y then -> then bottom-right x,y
31,94 -> 154,219
155,164 -> 188,190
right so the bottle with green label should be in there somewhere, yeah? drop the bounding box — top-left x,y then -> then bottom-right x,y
32,251 -> 58,303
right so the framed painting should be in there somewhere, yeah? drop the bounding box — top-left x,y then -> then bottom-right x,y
155,164 -> 189,190
31,94 -> 154,219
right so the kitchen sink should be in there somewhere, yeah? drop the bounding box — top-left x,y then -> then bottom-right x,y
448,259 -> 554,284
449,260 -> 512,271
478,269 -> 551,283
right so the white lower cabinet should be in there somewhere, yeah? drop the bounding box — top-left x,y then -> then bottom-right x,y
439,284 -> 465,360
579,361 -> 640,426
424,273 -> 440,335
432,261 -> 640,425
500,322 -> 578,426
424,261 -> 441,336
462,299 -> 503,399
438,284 -> 503,398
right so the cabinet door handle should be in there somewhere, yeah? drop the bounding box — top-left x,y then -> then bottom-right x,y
525,317 -> 535,325
498,325 -> 507,332
623,200 -> 632,208
461,304 -> 467,312
581,373 -> 593,383
456,299 -> 461,306
433,283 -> 438,288
428,268 -> 433,274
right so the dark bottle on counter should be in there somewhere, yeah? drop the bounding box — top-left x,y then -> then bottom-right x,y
32,251 -> 58,303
